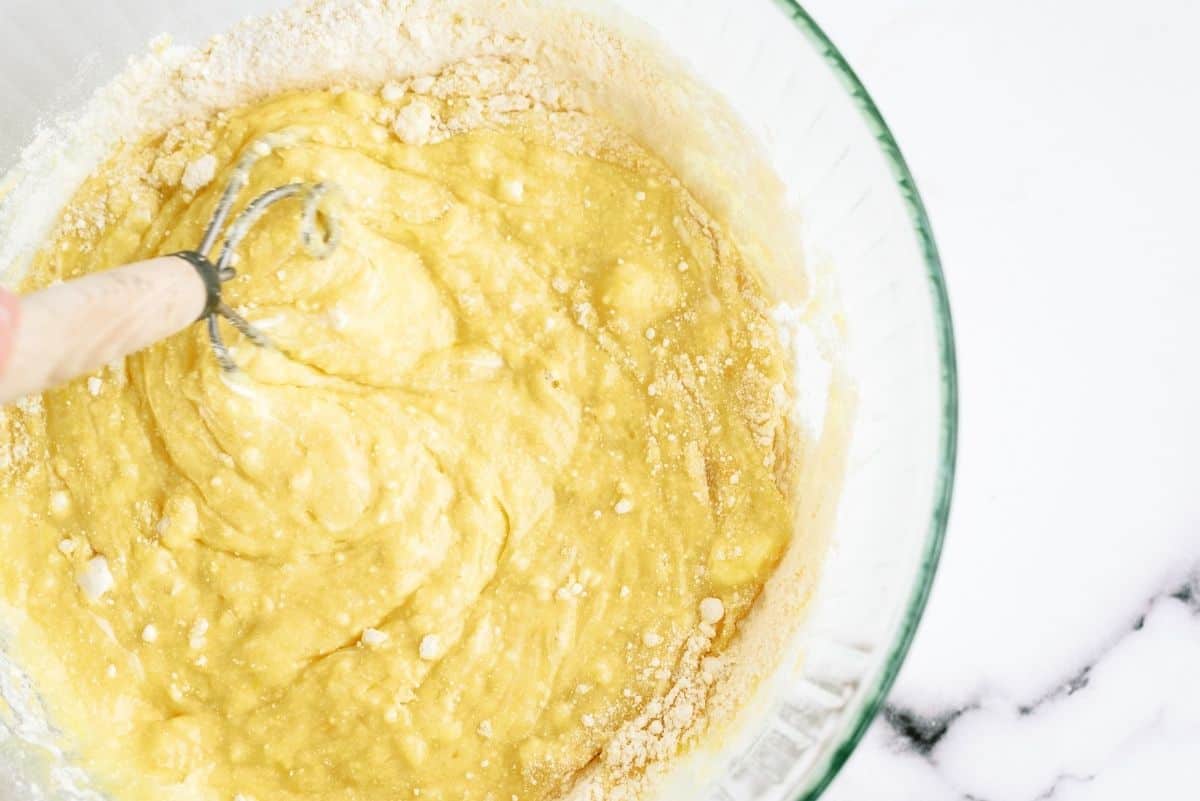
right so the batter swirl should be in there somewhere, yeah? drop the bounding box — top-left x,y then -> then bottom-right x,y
0,83 -> 797,801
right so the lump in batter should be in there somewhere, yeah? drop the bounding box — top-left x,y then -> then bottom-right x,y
0,67 -> 797,801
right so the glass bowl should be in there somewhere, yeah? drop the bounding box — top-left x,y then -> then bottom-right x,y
0,1 -> 956,800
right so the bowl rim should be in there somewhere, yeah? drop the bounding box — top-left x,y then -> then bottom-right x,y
768,3 -> 959,799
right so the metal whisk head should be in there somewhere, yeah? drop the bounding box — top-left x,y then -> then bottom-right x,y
186,134 -> 340,371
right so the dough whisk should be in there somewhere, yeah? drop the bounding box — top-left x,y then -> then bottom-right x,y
0,134 -> 339,404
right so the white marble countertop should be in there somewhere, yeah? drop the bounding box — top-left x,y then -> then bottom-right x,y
801,1 -> 1200,798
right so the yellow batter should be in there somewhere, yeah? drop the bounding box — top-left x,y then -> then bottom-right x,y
0,85 -> 797,801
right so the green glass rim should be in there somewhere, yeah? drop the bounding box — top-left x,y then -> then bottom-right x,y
763,2 -> 960,799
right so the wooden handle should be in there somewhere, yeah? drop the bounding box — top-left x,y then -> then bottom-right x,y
0,256 -> 207,404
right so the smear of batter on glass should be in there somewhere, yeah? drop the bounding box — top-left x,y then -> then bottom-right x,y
0,73 -> 798,801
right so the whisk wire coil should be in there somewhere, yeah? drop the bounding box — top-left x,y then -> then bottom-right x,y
183,134 -> 339,372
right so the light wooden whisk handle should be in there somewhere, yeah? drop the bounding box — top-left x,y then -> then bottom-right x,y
0,256 -> 208,404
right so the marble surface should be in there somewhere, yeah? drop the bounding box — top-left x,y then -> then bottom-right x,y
801,1 -> 1200,798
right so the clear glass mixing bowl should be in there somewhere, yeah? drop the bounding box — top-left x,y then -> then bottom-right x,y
0,1 -> 956,800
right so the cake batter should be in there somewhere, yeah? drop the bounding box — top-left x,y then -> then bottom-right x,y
0,82 -> 797,801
